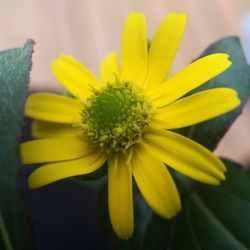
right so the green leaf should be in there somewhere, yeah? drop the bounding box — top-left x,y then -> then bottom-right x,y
0,40 -> 34,250
179,37 -> 250,150
140,213 -> 174,250
141,160 -> 250,250
172,159 -> 250,250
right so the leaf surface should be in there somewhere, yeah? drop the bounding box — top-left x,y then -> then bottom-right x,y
0,40 -> 34,250
179,37 -> 250,150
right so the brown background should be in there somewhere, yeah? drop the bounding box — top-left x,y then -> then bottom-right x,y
0,0 -> 249,164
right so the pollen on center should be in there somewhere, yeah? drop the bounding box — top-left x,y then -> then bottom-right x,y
80,79 -> 154,152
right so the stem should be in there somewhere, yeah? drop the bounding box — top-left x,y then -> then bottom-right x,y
0,210 -> 14,250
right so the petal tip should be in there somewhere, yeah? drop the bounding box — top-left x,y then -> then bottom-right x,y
19,144 -> 26,164
208,53 -> 232,71
28,175 -> 39,189
128,12 -> 144,19
162,206 -> 181,220
51,55 -> 75,68
215,53 -> 232,64
50,58 -> 60,71
119,231 -> 133,240
167,12 -> 186,24
235,95 -> 241,107
113,224 -> 133,240
210,179 -> 221,185
218,171 -> 226,181
178,12 -> 187,20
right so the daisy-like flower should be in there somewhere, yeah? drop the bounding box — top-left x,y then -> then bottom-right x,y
21,12 -> 240,239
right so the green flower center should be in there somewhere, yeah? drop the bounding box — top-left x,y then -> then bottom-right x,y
81,80 -> 153,152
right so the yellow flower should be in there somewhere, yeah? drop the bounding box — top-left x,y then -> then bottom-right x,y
21,12 -> 240,239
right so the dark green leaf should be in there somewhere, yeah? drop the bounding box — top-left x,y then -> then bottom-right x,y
140,160 -> 250,250
179,37 -> 250,150
140,213 -> 174,250
0,40 -> 35,250
172,159 -> 250,250
139,169 -> 192,250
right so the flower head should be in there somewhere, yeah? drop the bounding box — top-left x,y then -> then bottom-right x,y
21,12 -> 240,239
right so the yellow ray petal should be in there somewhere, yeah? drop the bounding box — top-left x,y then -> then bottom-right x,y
51,55 -> 100,99
145,13 -> 186,91
132,145 -> 181,218
154,88 -> 240,129
28,152 -> 107,189
142,128 -> 226,185
100,51 -> 120,83
121,12 -> 148,86
25,93 -> 82,124
148,54 -> 232,107
108,152 -> 133,239
21,137 -> 93,164
32,120 -> 83,138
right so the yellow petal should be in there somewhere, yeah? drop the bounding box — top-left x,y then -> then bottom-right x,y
121,12 -> 148,86
21,137 -> 93,164
51,55 -> 100,99
108,152 -> 133,239
148,54 -> 232,107
132,144 -> 181,218
25,93 -> 82,124
100,51 -> 120,82
28,152 -> 107,189
142,128 -> 226,185
32,120 -> 83,138
154,88 -> 240,129
145,13 -> 186,91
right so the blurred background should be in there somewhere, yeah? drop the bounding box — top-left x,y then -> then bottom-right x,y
0,0 -> 249,165
1,1 -> 249,249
